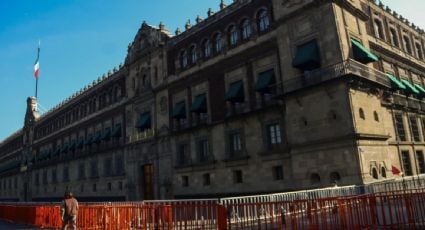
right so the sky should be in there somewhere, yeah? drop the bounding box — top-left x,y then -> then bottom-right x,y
0,0 -> 424,141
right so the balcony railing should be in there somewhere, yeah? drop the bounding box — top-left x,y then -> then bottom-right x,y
128,129 -> 155,143
276,59 -> 391,95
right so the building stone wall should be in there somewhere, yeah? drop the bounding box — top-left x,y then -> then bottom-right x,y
1,0 -> 425,201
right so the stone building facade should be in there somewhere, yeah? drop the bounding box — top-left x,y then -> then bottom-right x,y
1,0 -> 425,201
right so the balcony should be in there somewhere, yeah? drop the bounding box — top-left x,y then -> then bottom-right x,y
128,129 -> 155,143
276,59 -> 391,95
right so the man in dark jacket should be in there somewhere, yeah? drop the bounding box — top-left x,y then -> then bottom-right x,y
61,191 -> 79,230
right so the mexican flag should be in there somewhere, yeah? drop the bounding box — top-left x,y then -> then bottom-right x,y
34,45 -> 40,78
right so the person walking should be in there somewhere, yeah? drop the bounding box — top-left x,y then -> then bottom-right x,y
61,191 -> 79,230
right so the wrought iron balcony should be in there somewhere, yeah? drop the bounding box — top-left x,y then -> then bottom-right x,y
276,59 -> 391,95
128,129 -> 155,143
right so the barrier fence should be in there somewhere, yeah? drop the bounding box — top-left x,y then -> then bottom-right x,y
1,177 -> 425,229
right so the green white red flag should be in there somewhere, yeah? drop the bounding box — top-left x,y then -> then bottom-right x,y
34,43 -> 40,78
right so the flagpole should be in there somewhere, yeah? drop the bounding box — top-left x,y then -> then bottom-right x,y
35,78 -> 38,99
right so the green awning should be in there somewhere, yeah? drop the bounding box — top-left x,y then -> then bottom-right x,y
225,81 -> 245,103
172,102 -> 186,119
54,148 -> 61,156
401,79 -> 420,95
61,144 -> 69,153
101,128 -> 111,141
414,84 -> 425,95
76,138 -> 84,149
190,94 -> 207,113
93,132 -> 102,144
255,70 -> 275,93
386,74 -> 406,90
351,39 -> 379,64
137,113 -> 151,130
85,135 -> 93,145
292,40 -> 321,70
112,124 -> 122,137
69,140 -> 77,151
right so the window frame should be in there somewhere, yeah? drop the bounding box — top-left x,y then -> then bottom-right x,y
258,9 -> 270,32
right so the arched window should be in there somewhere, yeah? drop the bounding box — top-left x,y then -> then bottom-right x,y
202,39 -> 212,58
228,25 -> 238,46
374,19 -> 384,40
241,19 -> 252,40
415,42 -> 423,59
374,111 -> 379,122
372,168 -> 379,179
328,110 -> 337,121
403,35 -> 412,54
381,167 -> 386,178
330,172 -> 341,184
390,28 -> 399,47
213,33 -> 223,53
190,45 -> 197,64
359,108 -> 365,120
258,9 -> 270,32
310,173 -> 321,185
180,50 -> 188,69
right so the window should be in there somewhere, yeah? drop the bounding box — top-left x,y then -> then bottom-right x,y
415,42 -> 423,59
409,116 -> 420,142
381,167 -> 386,178
273,166 -> 284,180
78,163 -> 85,180
107,182 -> 112,191
373,19 -> 384,39
374,111 -> 379,122
181,176 -> 189,187
180,50 -> 188,69
241,19 -> 252,40
190,45 -> 197,64
330,172 -> 341,184
80,184 -> 84,192
359,108 -> 365,120
43,171 -> 48,185
267,123 -> 282,146
90,160 -> 98,178
93,183 -> 97,192
395,114 -> 406,141
35,172 -> 40,186
390,28 -> 399,47
202,39 -> 212,58
310,173 -> 320,185
115,155 -> 125,176
401,151 -> 413,176
203,173 -> 211,186
63,166 -> 69,182
104,158 -> 112,177
403,35 -> 412,54
233,170 -> 243,184
197,139 -> 210,162
416,150 -> 425,174
229,132 -> 242,155
258,9 -> 270,32
118,181 -> 123,190
177,143 -> 190,166
51,168 -> 57,183
213,33 -> 223,53
228,25 -> 238,46
372,168 -> 378,179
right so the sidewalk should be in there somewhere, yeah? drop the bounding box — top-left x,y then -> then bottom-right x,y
0,220 -> 34,229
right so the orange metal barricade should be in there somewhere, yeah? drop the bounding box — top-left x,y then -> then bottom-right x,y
0,190 -> 424,229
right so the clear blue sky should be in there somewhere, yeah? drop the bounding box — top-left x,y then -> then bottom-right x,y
0,0 -> 424,141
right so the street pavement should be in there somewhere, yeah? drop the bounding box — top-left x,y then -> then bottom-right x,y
0,220 -> 34,229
